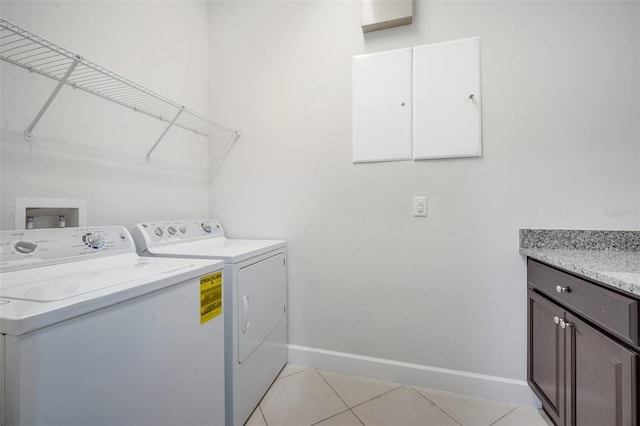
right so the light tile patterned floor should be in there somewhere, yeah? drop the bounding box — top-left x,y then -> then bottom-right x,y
246,364 -> 552,426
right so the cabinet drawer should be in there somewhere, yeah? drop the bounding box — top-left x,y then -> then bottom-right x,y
528,259 -> 639,346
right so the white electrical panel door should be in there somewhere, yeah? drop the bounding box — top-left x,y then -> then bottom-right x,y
352,48 -> 412,163
413,37 -> 482,160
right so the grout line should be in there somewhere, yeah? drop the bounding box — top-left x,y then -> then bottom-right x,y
346,384 -> 405,410
409,386 -> 462,426
246,402 -> 269,426
316,368 -> 352,409
258,406 -> 268,426
488,405 -> 520,426
309,408 -> 357,426
276,364 -> 311,381
251,363 -> 293,426
315,368 -> 402,426
347,408 -> 366,426
351,409 -> 365,426
308,368 -> 351,426
340,382 -> 404,417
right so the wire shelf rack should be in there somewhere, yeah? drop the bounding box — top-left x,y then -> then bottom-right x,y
0,17 -> 239,159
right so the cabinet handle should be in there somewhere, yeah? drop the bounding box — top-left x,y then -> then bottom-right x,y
556,285 -> 570,293
559,319 -> 572,329
554,316 -> 573,329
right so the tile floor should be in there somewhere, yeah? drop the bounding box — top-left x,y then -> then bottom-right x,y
246,364 -> 552,426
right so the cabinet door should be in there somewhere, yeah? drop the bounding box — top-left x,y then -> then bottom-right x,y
528,290 -> 567,426
566,313 -> 638,426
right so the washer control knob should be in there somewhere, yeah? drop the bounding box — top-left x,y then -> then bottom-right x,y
167,226 -> 177,236
86,234 -> 103,247
179,226 -> 187,234
14,240 -> 37,254
154,227 -> 164,237
82,233 -> 104,249
202,223 -> 212,233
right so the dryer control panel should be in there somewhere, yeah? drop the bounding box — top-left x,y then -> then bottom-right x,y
0,227 -> 135,272
131,219 -> 225,248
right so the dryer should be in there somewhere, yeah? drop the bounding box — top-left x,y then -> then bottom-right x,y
131,219 -> 287,426
0,226 -> 225,426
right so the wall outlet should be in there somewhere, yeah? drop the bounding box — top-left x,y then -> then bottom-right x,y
413,196 -> 427,217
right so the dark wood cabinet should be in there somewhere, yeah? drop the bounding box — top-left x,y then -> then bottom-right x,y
568,312 -> 637,426
528,290 -> 566,426
527,259 -> 639,426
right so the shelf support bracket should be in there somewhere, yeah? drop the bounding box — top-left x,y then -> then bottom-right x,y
145,107 -> 184,160
24,58 -> 79,141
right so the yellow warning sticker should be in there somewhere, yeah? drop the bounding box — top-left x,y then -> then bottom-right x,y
200,271 -> 222,324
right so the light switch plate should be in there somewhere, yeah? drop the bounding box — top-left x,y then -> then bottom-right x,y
413,196 -> 427,217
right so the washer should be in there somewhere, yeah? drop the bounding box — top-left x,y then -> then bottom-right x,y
0,226 -> 225,426
131,219 -> 287,426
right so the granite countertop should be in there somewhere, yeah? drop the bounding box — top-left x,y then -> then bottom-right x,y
520,229 -> 640,296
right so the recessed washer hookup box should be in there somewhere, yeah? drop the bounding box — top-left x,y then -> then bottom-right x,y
362,0 -> 413,33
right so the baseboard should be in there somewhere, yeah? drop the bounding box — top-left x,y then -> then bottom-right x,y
287,344 -> 540,407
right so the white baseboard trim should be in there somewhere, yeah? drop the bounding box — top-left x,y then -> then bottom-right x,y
288,344 -> 540,407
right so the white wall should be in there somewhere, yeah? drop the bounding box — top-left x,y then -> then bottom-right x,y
1,0 -> 637,406
0,1 -> 211,229
208,0 -> 640,403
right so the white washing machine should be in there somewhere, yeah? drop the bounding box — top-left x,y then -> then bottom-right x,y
131,219 -> 287,426
0,226 -> 226,426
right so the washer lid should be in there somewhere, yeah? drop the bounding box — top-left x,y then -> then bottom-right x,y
148,237 -> 286,263
1,256 -> 190,302
0,253 -> 224,336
